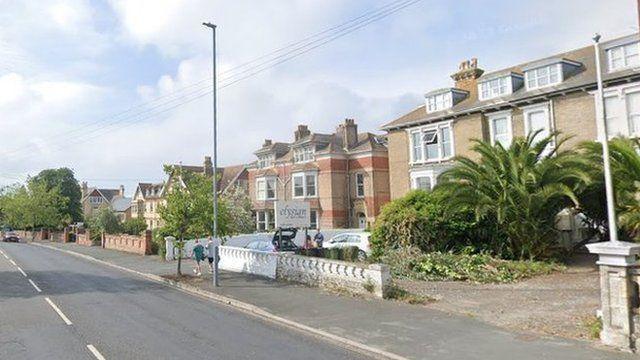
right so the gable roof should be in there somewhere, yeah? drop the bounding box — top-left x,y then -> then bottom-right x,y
382,33 -> 640,131
83,187 -> 121,203
135,182 -> 164,200
111,197 -> 132,212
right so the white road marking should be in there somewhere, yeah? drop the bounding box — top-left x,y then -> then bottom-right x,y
2,253 -> 7,259
28,279 -> 42,293
86,345 -> 106,360
16,266 -> 27,277
9,259 -> 16,266
44,297 -> 73,325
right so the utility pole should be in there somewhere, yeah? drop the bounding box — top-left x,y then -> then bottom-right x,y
593,33 -> 619,243
203,21 -> 219,286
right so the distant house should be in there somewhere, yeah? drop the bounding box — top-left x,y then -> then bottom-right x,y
131,157 -> 249,231
131,182 -> 165,230
111,196 -> 132,222
80,183 -> 128,220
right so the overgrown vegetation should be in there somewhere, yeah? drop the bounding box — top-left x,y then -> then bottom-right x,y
384,283 -> 433,305
582,315 -> 602,339
380,247 -> 564,283
121,217 -> 147,235
297,246 -> 361,262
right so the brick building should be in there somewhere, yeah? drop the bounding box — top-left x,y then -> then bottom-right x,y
131,157 -> 249,230
382,33 -> 640,199
247,119 -> 390,231
80,182 -> 131,221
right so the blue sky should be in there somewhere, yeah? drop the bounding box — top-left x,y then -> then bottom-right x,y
0,0 -> 637,195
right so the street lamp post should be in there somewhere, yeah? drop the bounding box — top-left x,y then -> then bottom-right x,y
203,21 -> 219,287
592,33 -> 619,243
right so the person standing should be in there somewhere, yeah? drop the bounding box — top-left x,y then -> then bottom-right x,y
192,239 -> 205,276
207,237 -> 215,274
313,229 -> 324,248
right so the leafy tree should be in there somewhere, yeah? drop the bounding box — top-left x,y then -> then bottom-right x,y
30,168 -> 83,224
220,184 -> 253,236
121,218 -> 148,235
580,138 -> 640,240
437,132 -> 590,260
159,169 -> 222,275
86,207 -> 122,235
0,181 -> 66,230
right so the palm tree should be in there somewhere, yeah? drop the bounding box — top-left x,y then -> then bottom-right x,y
437,131 -> 590,260
580,138 -> 640,240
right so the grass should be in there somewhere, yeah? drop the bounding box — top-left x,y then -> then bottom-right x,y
380,247 -> 565,284
582,315 -> 602,339
385,283 -> 434,305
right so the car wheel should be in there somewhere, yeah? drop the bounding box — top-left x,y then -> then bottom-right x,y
357,250 -> 367,262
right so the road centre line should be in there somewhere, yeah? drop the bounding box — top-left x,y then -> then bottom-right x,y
16,266 -> 27,277
9,259 -> 17,266
44,297 -> 73,325
86,345 -> 107,360
28,279 -> 42,292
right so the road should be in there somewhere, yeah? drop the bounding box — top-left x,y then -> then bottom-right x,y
0,242 -> 366,360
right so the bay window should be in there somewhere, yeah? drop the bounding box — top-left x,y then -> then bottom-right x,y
409,123 -> 454,163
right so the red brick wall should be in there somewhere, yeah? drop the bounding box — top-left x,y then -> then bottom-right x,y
102,231 -> 152,255
76,229 -> 93,246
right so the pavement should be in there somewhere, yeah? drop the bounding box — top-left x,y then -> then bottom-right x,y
7,241 -> 634,360
0,242 -> 367,360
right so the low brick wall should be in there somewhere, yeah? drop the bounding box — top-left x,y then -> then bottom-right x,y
103,231 -> 152,255
13,229 -> 49,242
76,229 -> 93,246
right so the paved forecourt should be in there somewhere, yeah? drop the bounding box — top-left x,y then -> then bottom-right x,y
0,242 -> 366,360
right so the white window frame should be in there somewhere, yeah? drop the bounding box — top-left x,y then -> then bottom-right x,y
292,172 -> 318,199
597,84 -> 640,139
478,76 -> 511,100
426,92 -> 453,113
487,110 -> 513,147
89,196 -> 103,204
524,63 -> 562,91
256,210 -> 269,231
255,177 -> 277,201
522,103 -> 555,151
355,173 -> 365,198
607,41 -> 640,72
293,146 -> 314,163
410,170 -> 436,191
309,210 -> 318,229
407,121 -> 455,164
257,154 -> 275,169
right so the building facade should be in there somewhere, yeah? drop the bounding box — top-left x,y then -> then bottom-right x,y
131,157 -> 249,230
80,182 -> 130,221
248,119 -> 390,231
383,33 -> 640,200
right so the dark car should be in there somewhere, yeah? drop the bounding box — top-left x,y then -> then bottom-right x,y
3,232 -> 20,243
271,228 -> 298,252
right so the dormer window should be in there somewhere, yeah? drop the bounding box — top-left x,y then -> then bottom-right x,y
608,41 -> 640,72
425,88 -> 467,113
525,64 -> 560,90
523,58 -> 581,91
293,146 -> 314,163
479,77 -> 508,100
257,154 -> 275,169
426,92 -> 452,112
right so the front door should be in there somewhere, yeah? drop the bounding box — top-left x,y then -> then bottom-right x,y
358,213 -> 366,229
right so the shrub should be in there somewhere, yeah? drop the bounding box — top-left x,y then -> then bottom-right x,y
122,218 -> 147,235
297,246 -> 361,262
370,190 -> 501,259
380,247 -> 563,284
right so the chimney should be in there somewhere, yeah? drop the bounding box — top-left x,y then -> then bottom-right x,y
118,185 -> 125,196
294,124 -> 311,141
450,58 -> 484,101
204,156 -> 213,176
81,181 -> 88,197
263,139 -> 272,147
336,118 -> 358,149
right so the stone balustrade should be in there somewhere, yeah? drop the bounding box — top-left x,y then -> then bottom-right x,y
218,246 -> 278,279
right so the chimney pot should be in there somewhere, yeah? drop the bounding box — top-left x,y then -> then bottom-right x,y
451,58 -> 483,101
263,139 -> 272,147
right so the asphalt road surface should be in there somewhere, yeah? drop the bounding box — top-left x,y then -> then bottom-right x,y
0,242 -> 366,360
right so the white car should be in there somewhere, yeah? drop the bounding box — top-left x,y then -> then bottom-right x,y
324,232 -> 371,261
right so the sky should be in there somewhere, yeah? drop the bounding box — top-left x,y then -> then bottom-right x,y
0,0 -> 637,196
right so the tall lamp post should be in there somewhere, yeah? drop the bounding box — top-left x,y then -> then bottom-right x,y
203,21 -> 219,287
592,33 -> 619,243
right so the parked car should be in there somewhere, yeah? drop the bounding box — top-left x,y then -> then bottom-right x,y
324,232 -> 371,261
271,228 -> 299,252
245,240 -> 276,252
2,232 -> 20,243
